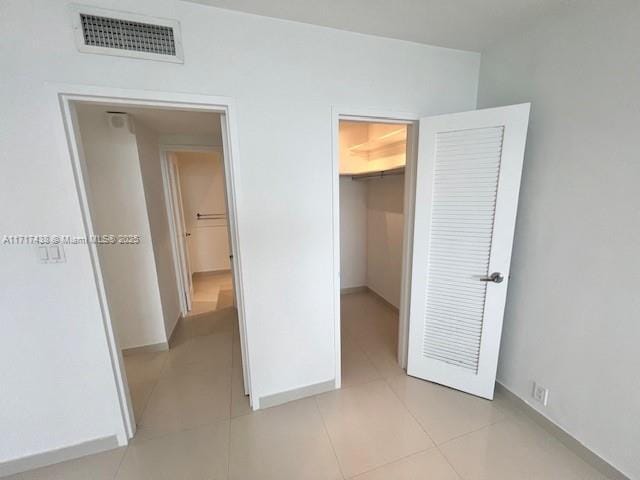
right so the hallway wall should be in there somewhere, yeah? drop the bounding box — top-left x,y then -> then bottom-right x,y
339,177 -> 367,289
339,174 -> 405,309
136,121 -> 183,340
76,105 -> 166,350
366,175 -> 404,308
176,151 -> 231,273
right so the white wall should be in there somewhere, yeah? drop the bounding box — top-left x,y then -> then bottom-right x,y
76,105 -> 167,350
0,0 -> 479,466
135,121 -> 182,338
478,2 -> 640,477
177,151 -> 231,273
339,177 -> 367,289
366,175 -> 404,308
339,121 -> 406,307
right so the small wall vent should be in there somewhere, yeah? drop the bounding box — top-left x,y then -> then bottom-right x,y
71,6 -> 184,63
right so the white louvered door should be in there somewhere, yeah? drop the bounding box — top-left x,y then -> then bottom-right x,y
407,104 -> 530,399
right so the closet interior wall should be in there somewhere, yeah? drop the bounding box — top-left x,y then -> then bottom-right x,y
339,121 -> 407,309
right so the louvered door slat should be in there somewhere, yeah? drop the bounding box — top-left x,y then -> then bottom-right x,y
421,126 -> 504,373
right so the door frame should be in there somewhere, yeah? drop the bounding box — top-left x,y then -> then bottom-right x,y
160,145 -> 224,316
331,107 -> 420,388
54,84 -> 254,442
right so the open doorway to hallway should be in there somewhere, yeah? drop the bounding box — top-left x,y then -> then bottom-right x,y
166,149 -> 235,318
71,99 -> 250,442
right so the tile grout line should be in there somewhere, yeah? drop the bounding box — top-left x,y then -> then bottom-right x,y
313,396 -> 347,480
382,374 -> 467,480
111,443 -> 129,480
113,352 -> 169,479
342,320 -> 387,383
437,415 -> 512,449
346,447 -> 436,479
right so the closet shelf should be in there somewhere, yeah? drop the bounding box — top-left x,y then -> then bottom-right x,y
345,166 -> 405,181
348,128 -> 407,155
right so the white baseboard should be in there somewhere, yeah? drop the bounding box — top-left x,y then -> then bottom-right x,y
340,285 -> 368,295
192,269 -> 231,277
122,341 -> 168,356
0,435 -> 119,477
496,383 -> 630,480
259,379 -> 335,409
341,285 -> 400,312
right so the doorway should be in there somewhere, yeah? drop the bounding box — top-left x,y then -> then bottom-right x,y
59,87 -> 252,442
163,148 -> 235,318
333,105 -> 530,400
336,115 -> 419,387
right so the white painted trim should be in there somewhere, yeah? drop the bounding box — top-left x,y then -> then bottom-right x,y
259,379 -> 335,409
122,342 -> 169,356
0,435 -> 119,477
331,106 -> 420,389
69,4 -> 185,64
52,84 -> 255,441
219,111 -> 252,402
398,122 -> 419,369
59,97 -> 136,442
160,149 -> 191,316
159,145 -> 224,317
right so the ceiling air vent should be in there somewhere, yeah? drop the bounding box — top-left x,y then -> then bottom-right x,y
71,6 -> 184,63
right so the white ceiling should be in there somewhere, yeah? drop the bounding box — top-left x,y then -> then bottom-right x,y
185,0 -> 580,51
77,103 -> 222,138
116,107 -> 222,137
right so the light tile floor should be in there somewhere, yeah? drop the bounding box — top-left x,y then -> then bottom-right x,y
189,271 -> 235,317
13,291 -> 610,479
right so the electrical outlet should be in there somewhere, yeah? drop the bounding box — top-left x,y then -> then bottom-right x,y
532,382 -> 549,406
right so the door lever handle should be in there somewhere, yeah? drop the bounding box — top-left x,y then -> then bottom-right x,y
479,272 -> 504,283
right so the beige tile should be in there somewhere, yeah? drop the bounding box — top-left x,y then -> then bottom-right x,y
21,447 -> 126,480
124,351 -> 168,385
116,421 -> 229,480
351,449 -> 460,480
341,294 -> 403,379
128,380 -> 155,421
229,398 -> 342,480
188,300 -> 218,317
217,288 -> 235,309
164,332 -> 232,374
341,332 -> 381,388
230,366 -> 251,418
316,380 -> 433,478
232,313 -> 240,339
440,417 -> 608,480
191,271 -> 233,307
138,366 -> 231,439
232,337 -> 242,369
388,375 -> 512,444
356,339 -> 404,379
179,307 -> 236,339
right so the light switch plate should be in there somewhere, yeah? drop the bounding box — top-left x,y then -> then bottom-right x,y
37,246 -> 50,263
37,245 -> 66,263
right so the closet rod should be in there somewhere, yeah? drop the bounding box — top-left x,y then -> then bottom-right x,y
350,167 -> 405,181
